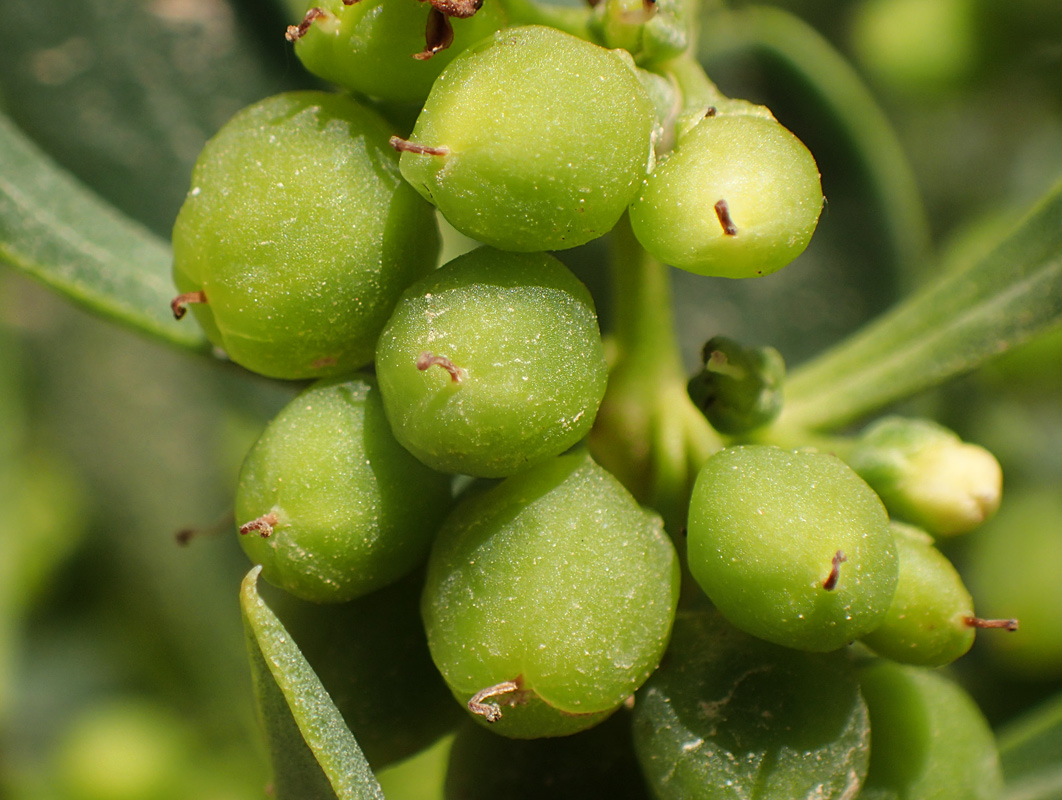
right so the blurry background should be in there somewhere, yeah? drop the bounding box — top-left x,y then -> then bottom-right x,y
0,0 -> 1059,796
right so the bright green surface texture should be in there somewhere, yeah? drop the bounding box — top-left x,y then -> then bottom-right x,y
858,661 -> 1003,800
860,523 -> 975,667
687,445 -> 897,651
294,0 -> 507,105
399,25 -> 655,251
421,451 -> 680,738
237,376 -> 452,603
172,91 -> 439,380
241,567 -> 385,800
628,113 -> 822,278
633,609 -> 870,800
375,247 -> 607,477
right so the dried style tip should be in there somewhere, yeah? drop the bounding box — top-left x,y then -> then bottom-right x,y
964,616 -> 1020,632
467,678 -> 525,722
415,8 -> 455,60
285,7 -> 327,42
417,351 -> 466,383
239,512 -> 280,538
822,550 -> 847,591
389,136 -> 449,156
714,199 -> 738,236
171,290 -> 207,320
428,0 -> 483,19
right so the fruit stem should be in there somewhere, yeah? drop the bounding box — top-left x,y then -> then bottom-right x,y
389,136 -> 449,157
589,214 -> 721,533
467,678 -> 524,723
285,7 -> 328,42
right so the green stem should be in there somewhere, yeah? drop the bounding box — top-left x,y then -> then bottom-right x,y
777,180 -> 1062,431
609,215 -> 686,379
698,4 -> 931,288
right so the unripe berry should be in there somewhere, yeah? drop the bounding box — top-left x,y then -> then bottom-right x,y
395,25 -> 656,252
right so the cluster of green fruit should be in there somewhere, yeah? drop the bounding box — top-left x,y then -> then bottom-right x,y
169,2 -> 1015,797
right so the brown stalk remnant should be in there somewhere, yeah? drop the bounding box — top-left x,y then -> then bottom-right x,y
239,512 -> 280,538
822,550 -> 847,591
964,616 -> 1020,632
417,351 -> 466,382
467,677 -> 525,722
415,7 -> 455,60
428,0 -> 483,19
704,106 -> 717,118
171,290 -> 207,320
714,199 -> 738,236
390,136 -> 449,157
285,7 -> 327,42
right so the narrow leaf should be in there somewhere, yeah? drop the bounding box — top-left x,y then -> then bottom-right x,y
782,180 -> 1062,430
240,566 -> 386,800
999,692 -> 1062,800
0,113 -> 206,351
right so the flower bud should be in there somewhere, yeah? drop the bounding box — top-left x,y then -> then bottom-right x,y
687,336 -> 785,435
847,417 -> 1002,537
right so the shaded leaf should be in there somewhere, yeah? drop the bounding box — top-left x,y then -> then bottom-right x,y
240,566 -> 385,800
999,692 -> 1062,800
782,180 -> 1062,430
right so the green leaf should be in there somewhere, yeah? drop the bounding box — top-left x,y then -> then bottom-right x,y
0,113 -> 206,351
998,692 -> 1062,800
781,179 -> 1062,430
240,566 -> 386,800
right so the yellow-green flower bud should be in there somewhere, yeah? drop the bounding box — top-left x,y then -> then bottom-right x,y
847,417 -> 1002,537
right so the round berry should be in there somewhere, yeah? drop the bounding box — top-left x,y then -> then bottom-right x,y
236,375 -> 452,603
396,25 -> 655,251
686,445 -> 898,651
172,91 -> 439,380
421,451 -> 680,738
629,113 -> 823,278
375,247 -> 608,477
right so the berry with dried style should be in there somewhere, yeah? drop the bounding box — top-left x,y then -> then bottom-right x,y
171,91 -> 438,380
686,445 -> 898,651
420,451 -> 680,738
394,25 -> 656,251
628,111 -> 823,278
861,522 -> 1017,667
236,376 -> 452,603
288,0 -> 507,105
375,247 -> 608,477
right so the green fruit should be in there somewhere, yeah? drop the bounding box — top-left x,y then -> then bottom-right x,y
628,113 -> 823,278
236,375 -> 452,603
172,91 -> 439,380
858,660 -> 1004,800
396,25 -> 656,251
861,523 -> 1003,667
632,609 -> 870,800
687,445 -> 898,651
375,247 -> 608,477
291,0 -> 507,105
421,451 -> 680,738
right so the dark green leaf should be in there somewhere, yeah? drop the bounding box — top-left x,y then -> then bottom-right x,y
999,692 -> 1062,800
240,566 -> 385,800
782,180 -> 1062,430
0,113 -> 206,351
